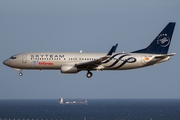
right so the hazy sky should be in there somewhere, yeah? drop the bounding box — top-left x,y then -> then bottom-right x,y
0,0 -> 180,99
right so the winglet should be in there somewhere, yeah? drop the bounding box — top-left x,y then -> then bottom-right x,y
107,44 -> 118,56
113,44 -> 118,53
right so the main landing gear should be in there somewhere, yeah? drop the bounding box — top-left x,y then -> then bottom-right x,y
86,71 -> 93,78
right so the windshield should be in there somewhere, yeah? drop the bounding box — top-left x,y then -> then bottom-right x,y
10,56 -> 17,59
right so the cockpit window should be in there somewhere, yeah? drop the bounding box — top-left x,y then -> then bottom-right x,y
10,56 -> 17,59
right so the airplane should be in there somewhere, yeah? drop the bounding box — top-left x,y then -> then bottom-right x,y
3,22 -> 176,78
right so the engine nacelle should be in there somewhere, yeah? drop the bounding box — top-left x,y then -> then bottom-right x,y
60,65 -> 78,73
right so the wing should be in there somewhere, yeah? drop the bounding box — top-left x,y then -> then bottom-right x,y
76,44 -> 118,70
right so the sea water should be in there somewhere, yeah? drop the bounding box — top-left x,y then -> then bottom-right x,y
0,99 -> 180,120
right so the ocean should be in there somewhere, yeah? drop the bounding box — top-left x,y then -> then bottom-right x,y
0,99 -> 180,120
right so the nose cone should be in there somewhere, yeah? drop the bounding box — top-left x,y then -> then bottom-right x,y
3,59 -> 10,66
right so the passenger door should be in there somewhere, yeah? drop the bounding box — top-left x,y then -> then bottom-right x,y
22,54 -> 27,63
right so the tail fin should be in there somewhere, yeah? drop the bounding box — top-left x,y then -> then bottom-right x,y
132,22 -> 176,54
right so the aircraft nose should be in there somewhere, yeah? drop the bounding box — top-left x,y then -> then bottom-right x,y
3,59 -> 10,66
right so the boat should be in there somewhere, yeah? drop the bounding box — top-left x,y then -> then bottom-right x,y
59,98 -> 88,105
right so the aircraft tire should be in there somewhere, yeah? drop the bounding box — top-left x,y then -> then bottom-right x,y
86,71 -> 92,78
19,72 -> 23,76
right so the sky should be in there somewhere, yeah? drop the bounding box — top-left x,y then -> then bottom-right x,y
0,0 -> 180,99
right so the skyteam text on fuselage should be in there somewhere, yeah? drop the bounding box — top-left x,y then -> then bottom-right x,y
3,22 -> 176,78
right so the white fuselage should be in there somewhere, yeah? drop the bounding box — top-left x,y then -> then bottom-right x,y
4,52 -> 169,71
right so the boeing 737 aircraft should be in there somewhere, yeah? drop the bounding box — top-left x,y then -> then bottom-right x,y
3,22 -> 176,78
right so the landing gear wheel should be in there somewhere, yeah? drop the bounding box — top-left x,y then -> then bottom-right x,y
19,72 -> 23,76
86,71 -> 92,78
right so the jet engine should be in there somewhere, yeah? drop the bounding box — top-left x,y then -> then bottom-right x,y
60,65 -> 79,73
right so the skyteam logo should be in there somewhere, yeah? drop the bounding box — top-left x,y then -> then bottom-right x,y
102,53 -> 136,69
31,60 -> 38,65
157,34 -> 170,47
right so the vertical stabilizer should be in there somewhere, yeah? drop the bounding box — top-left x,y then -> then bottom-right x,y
132,22 -> 176,54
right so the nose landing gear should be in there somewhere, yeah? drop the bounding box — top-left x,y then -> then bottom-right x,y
19,72 -> 23,76
14,69 -> 23,76
86,71 -> 93,78
18,70 -> 23,76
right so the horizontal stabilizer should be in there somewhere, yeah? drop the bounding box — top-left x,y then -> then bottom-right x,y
155,53 -> 176,59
